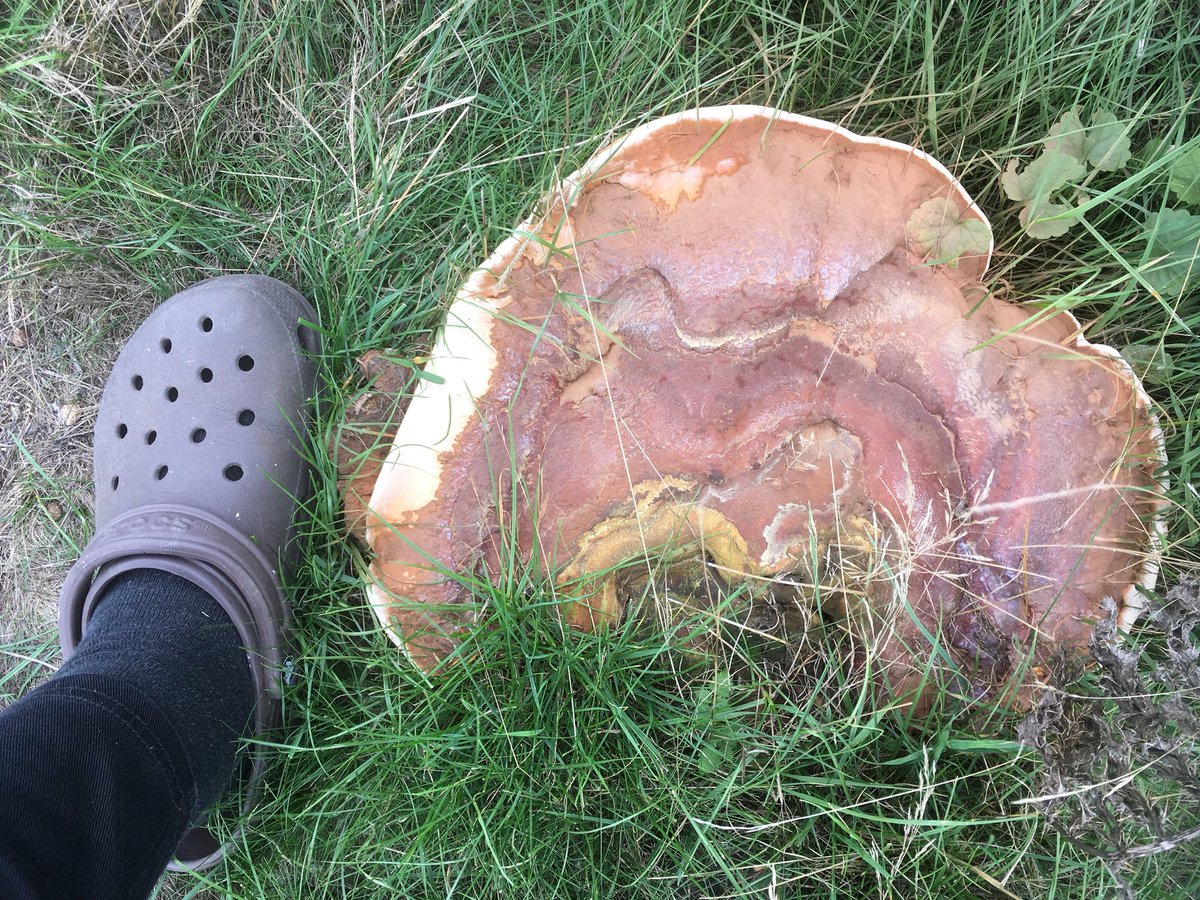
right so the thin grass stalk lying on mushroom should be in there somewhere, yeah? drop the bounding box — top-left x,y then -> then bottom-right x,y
336,106 -> 1165,714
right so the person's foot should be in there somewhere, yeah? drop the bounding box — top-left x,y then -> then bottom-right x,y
58,274 -> 321,870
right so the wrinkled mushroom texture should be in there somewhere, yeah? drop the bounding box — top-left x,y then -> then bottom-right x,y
364,106 -> 1164,710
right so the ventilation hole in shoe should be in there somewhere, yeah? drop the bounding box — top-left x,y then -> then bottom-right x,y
224,464 -> 244,482
200,367 -> 213,383
116,423 -> 128,438
238,354 -> 255,372
132,375 -> 144,391
238,409 -> 255,426
145,430 -> 157,445
161,338 -> 172,353
191,427 -> 206,443
156,465 -> 168,480
111,475 -> 119,491
201,316 -> 213,333
166,386 -> 179,402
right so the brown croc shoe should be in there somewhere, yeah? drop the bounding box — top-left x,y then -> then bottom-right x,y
58,274 -> 321,871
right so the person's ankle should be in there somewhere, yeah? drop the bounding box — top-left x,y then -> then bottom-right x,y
60,568 -> 255,812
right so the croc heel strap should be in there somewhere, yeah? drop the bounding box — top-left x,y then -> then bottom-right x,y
59,504 -> 290,709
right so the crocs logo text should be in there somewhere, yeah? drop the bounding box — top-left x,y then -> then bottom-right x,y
112,513 -> 195,534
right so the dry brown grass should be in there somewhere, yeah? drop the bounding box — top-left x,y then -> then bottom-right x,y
0,260 -> 156,686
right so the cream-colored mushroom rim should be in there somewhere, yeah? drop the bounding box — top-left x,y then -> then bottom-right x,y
1087,340 -> 1169,630
364,104 -> 1167,650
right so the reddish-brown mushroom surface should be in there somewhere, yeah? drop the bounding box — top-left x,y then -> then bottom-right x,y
349,106 -> 1164,711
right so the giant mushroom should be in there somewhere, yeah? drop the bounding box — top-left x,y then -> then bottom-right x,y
345,106 -> 1164,711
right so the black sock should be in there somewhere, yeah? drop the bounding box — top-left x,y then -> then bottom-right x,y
56,568 -> 257,815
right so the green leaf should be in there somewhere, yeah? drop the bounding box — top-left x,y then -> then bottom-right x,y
1043,107 -> 1131,172
1168,145 -> 1200,206
696,740 -> 728,774
999,158 -> 1025,201
1019,198 -> 1079,239
1136,136 -> 1167,169
906,198 -> 991,266
1142,208 -> 1200,297
1001,151 -> 1086,203
1120,345 -> 1174,385
1043,107 -> 1087,163
1082,110 -> 1132,171
1002,146 -> 1086,239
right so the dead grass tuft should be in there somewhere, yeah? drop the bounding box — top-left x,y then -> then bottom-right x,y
0,260 -> 155,676
1019,579 -> 1200,898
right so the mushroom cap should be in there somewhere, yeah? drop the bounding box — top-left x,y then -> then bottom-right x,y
363,106 -> 1165,707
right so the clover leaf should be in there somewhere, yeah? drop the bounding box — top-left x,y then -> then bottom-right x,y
907,198 -> 991,266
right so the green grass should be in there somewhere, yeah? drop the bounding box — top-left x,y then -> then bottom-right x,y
2,0 -> 1199,897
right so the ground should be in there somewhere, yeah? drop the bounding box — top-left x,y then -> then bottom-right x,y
1,264 -> 149,675
1,1 -> 1199,898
